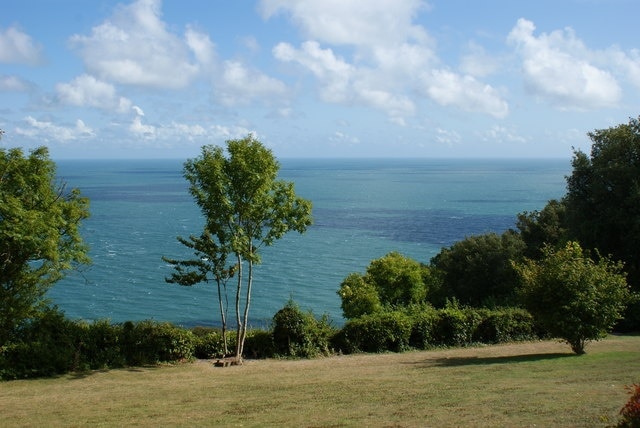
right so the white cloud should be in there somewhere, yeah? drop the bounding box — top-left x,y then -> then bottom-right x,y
260,0 -> 429,48
55,74 -> 133,113
128,114 -> 252,142
269,2 -> 507,122
69,0 -> 214,89
424,70 -> 509,118
215,60 -> 287,106
0,26 -> 43,65
0,75 -> 32,91
16,116 -> 95,142
507,18 -> 621,110
478,125 -> 527,144
435,128 -> 461,146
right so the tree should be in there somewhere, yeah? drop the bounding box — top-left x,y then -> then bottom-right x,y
430,231 -> 525,307
565,116 -> 640,290
514,241 -> 630,354
564,116 -> 640,330
164,136 -> 312,363
337,273 -> 382,319
337,252 -> 435,319
0,146 -> 90,346
516,199 -> 568,259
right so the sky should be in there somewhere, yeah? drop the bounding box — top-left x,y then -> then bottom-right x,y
1,0 -> 639,159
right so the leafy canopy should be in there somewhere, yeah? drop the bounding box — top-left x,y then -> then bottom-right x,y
514,241 -> 630,354
164,135 -> 312,361
0,146 -> 90,344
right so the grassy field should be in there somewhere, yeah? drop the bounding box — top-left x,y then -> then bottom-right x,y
1,335 -> 638,427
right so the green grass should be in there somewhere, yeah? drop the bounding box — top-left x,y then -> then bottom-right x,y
1,335 -> 638,427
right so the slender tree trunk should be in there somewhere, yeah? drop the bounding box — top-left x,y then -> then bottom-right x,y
234,253 -> 243,362
216,279 -> 228,356
238,255 -> 254,359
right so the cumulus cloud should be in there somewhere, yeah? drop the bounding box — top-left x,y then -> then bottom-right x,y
268,1 -> 507,122
423,70 -> 509,118
259,0 -> 429,48
0,26 -> 43,65
55,74 -> 133,113
15,116 -> 95,142
507,18 -> 621,110
215,60 -> 287,106
459,41 -> 501,78
69,0 -> 214,89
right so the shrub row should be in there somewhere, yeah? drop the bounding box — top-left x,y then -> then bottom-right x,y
0,304 -> 538,380
0,308 -> 197,380
335,306 -> 538,354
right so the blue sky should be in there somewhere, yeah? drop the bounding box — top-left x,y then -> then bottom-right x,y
1,0 -> 639,159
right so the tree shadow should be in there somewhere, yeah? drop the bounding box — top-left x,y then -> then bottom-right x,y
430,352 -> 575,367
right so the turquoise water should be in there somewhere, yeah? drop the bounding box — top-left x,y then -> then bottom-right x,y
50,158 -> 570,327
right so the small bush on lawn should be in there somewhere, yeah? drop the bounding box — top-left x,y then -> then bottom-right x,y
339,310 -> 412,353
617,383 -> 640,427
272,300 -> 334,358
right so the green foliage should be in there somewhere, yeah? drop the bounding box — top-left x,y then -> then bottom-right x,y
515,241 -> 630,354
191,326 -> 231,359
337,273 -> 382,319
243,329 -> 275,359
472,307 -> 537,344
121,320 -> 195,365
431,302 -> 482,347
430,231 -> 525,307
167,136 -> 313,361
365,252 -> 430,306
0,307 -> 81,379
563,117 -> 640,330
272,300 -> 334,358
0,147 -> 90,345
337,252 -> 434,319
516,199 -> 568,259
617,383 -> 640,427
338,311 -> 413,353
78,319 -> 125,369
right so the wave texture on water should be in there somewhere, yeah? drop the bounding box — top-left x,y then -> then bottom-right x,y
50,158 -> 570,326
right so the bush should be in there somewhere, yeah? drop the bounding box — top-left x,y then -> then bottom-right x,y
122,320 -> 195,365
432,304 -> 481,347
408,307 -> 440,349
243,330 -> 275,359
0,307 -> 82,379
473,308 -> 537,344
617,383 -> 640,427
191,327 -> 228,359
80,320 -> 125,370
272,300 -> 334,358
339,311 -> 412,353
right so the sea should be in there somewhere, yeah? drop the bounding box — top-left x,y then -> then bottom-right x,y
50,158 -> 571,328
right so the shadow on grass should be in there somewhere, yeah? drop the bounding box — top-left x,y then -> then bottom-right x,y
67,364 -> 160,380
431,352 -> 575,367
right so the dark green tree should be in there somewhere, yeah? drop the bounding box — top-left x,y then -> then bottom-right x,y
516,199 -> 568,259
0,146 -> 90,346
164,136 -> 312,363
514,241 -> 630,354
430,231 -> 525,307
565,116 -> 640,291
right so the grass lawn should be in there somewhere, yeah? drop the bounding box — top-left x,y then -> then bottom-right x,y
1,335 -> 638,427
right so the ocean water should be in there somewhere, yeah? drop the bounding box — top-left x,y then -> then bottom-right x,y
50,158 -> 570,327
